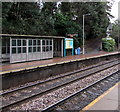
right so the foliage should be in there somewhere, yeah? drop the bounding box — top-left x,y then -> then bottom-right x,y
2,2 -> 42,35
102,36 -> 116,52
64,2 -> 111,39
54,13 -> 81,35
111,20 -> 120,47
2,2 -> 113,47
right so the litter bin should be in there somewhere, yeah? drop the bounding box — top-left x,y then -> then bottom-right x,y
75,47 -> 81,55
77,47 -> 81,55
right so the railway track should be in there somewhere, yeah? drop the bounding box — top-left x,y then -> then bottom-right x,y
42,71 -> 119,112
1,59 -> 119,111
1,59 -> 119,95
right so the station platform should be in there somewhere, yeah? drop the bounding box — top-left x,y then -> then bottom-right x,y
0,51 -> 119,74
82,82 -> 120,111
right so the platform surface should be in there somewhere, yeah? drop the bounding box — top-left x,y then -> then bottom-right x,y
0,51 -> 119,74
82,82 -> 120,111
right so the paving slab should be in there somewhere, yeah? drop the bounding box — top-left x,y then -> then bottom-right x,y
83,82 -> 119,111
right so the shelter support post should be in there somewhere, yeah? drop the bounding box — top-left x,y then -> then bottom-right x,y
61,39 -> 63,57
0,37 -> 2,63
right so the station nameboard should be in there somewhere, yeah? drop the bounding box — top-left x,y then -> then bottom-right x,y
65,38 -> 73,49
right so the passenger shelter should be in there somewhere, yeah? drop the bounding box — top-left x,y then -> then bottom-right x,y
0,34 -> 64,63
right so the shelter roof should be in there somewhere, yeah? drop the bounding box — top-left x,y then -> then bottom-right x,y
0,34 -> 65,39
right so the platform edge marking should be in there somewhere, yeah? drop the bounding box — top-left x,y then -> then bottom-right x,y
0,52 -> 119,74
80,82 -> 119,112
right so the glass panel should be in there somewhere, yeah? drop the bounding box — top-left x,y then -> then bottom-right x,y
2,47 -> 6,54
29,40 -> 32,46
50,40 -> 52,45
18,47 -> 21,53
46,40 -> 49,45
42,46 -> 45,52
2,39 -> 6,46
7,39 -> 10,46
33,40 -> 36,45
42,40 -> 45,45
23,47 -> 26,53
33,47 -> 36,52
18,40 -> 21,46
37,47 -> 41,52
29,47 -> 32,53
7,47 -> 10,53
23,40 -> 26,46
12,48 -> 16,54
37,40 -> 41,45
50,46 -> 52,51
12,40 -> 16,46
46,46 -> 49,51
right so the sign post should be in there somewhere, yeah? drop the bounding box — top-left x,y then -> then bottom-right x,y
64,38 -> 74,56
64,33 -> 78,56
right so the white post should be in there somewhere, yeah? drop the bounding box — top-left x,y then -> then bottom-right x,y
82,13 -> 91,54
10,37 -> 12,63
26,39 -> 28,61
83,15 -> 85,54
118,36 -> 120,51
61,39 -> 63,57
52,39 -> 53,58
0,37 -> 2,63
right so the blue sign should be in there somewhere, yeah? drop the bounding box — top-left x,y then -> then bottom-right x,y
65,38 -> 73,49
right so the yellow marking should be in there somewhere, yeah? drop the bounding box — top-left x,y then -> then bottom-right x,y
0,68 -> 25,75
0,71 -> 10,75
38,65 -> 47,67
80,82 -> 119,112
76,59 -> 81,61
0,65 -> 48,74
0,51 -> 119,74
12,68 -> 25,72
64,61 -> 70,63
26,66 -> 38,70
47,63 -> 56,66
57,62 -> 64,64
70,59 -> 78,62
70,59 -> 76,62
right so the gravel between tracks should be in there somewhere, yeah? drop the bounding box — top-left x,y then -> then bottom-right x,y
11,65 -> 118,111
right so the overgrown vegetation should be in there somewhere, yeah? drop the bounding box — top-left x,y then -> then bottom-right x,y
102,37 -> 116,52
111,20 -> 120,48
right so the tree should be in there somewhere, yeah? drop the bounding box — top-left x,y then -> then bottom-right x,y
59,2 -> 112,47
2,2 -> 113,40
111,20 -> 120,48
2,2 -> 43,35
69,2 -> 111,39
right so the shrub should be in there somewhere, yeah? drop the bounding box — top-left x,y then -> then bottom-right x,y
102,36 -> 116,52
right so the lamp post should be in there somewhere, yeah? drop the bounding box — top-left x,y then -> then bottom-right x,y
82,13 -> 90,54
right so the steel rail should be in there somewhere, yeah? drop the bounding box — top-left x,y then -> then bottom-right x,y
1,59 -> 119,96
1,61 -> 119,111
42,70 -> 119,112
